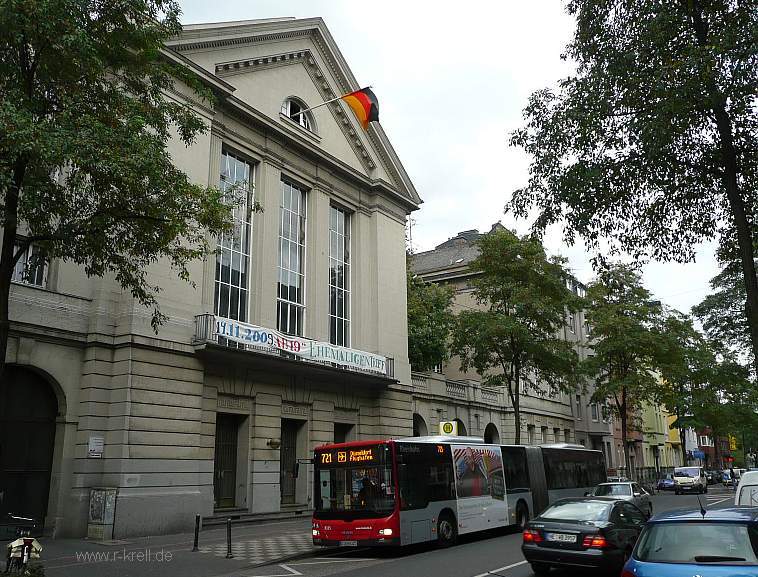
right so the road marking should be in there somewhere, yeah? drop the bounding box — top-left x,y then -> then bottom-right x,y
706,496 -> 733,506
243,564 -> 302,577
471,560 -> 528,577
289,558 -> 376,566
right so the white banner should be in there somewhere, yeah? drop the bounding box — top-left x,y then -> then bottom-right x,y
213,317 -> 387,375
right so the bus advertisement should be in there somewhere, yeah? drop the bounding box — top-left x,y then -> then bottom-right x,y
312,436 -> 606,547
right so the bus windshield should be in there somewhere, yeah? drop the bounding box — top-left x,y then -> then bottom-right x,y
314,443 -> 395,520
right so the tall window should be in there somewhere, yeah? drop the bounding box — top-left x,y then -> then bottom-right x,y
277,179 -> 307,336
329,206 -> 350,346
591,403 -> 599,421
11,242 -> 47,287
214,151 -> 253,323
575,394 -> 582,419
527,425 -> 535,445
281,99 -> 314,132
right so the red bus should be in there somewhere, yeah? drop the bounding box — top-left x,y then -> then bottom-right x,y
312,436 -> 605,547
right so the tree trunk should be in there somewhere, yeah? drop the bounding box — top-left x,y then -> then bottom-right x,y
688,0 -> 758,375
513,362 -> 521,445
679,428 -> 688,466
621,387 -> 632,479
0,159 -> 24,381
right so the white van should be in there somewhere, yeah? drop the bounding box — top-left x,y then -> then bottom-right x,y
673,466 -> 707,494
735,470 -> 758,506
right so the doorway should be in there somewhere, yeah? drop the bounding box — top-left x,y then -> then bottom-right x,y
0,366 -> 58,527
214,414 -> 238,508
280,419 -> 302,504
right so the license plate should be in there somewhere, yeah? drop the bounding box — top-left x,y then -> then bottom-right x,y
339,540 -> 358,546
545,532 -> 577,543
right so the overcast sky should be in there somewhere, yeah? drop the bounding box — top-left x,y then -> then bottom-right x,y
179,0 -> 720,315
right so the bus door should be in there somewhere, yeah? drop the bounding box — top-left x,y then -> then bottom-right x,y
525,447 -> 548,515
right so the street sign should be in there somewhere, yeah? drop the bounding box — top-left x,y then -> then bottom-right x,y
439,421 -> 458,436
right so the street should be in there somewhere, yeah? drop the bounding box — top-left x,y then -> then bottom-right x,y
245,487 -> 737,577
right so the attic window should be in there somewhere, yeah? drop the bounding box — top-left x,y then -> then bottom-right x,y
281,98 -> 315,132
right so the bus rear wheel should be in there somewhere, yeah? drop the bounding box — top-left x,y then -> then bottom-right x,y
516,502 -> 529,530
437,513 -> 457,547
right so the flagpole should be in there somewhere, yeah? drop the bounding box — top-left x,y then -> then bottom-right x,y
290,86 -> 372,119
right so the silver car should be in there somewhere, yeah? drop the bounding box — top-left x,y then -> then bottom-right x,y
588,482 -> 653,516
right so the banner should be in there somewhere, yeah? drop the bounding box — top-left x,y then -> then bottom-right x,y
213,316 -> 387,375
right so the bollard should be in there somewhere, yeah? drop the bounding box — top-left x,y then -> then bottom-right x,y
225,518 -> 233,559
192,514 -> 200,552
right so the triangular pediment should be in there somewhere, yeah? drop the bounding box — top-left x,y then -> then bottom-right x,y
167,18 -> 421,207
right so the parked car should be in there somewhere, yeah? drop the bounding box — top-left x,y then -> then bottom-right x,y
607,475 -> 629,482
705,470 -> 720,485
622,507 -> 758,577
657,474 -> 675,491
735,470 -> 758,506
673,466 -> 707,494
588,482 -> 653,516
523,497 -> 648,576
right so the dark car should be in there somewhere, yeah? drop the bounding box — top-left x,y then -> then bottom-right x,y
522,497 -> 648,576
657,474 -> 675,491
705,470 -> 720,485
622,507 -> 758,577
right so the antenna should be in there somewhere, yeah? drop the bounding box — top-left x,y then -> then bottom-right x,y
696,494 -> 706,519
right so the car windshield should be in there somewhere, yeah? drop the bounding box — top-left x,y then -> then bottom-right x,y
635,522 -> 758,565
675,468 -> 699,477
540,501 -> 612,521
594,484 -> 632,496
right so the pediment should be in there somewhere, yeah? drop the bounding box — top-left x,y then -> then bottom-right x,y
168,18 -> 421,208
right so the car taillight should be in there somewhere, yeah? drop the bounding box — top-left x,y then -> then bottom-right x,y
582,534 -> 610,548
523,529 -> 543,543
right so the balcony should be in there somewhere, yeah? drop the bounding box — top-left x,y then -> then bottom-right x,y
193,314 -> 394,382
411,371 -> 503,407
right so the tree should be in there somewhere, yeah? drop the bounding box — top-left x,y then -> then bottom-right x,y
406,263 -> 454,372
0,1 -> 234,378
693,255 -> 754,366
450,229 -> 582,443
509,0 -> 758,375
582,264 -> 666,476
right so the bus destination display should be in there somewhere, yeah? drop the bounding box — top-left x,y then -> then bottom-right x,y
318,447 -> 380,466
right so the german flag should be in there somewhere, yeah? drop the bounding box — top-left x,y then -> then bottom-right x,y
341,87 -> 379,130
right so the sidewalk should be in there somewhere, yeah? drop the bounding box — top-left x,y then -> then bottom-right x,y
39,518 -> 323,577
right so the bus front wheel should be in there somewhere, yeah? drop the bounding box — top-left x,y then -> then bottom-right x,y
437,513 -> 457,547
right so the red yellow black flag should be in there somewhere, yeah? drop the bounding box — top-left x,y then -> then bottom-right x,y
341,87 -> 379,130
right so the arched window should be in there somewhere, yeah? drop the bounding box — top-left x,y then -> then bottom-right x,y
281,98 -> 315,132
413,413 -> 427,437
484,423 -> 500,444
454,418 -> 467,436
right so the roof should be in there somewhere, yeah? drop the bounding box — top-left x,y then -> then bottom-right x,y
410,223 -> 504,276
651,507 -> 758,523
739,471 -> 758,484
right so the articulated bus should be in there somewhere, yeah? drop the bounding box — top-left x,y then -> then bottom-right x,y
312,436 -> 606,547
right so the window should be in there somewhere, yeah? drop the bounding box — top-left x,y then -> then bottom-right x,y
541,427 -> 548,444
396,443 -> 455,511
553,428 -> 561,443
281,98 -> 314,132
585,320 -> 591,336
564,428 -> 572,443
527,425 -> 535,445
329,206 -> 350,346
568,311 -> 576,333
277,179 -> 307,336
575,395 -> 582,419
542,448 -> 606,490
502,446 -> 530,491
11,242 -> 47,287
215,151 -> 253,323
699,435 -> 712,447
591,403 -> 599,422
432,363 -> 443,374
635,522 -> 758,563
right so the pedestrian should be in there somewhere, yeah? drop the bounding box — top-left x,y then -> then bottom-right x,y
730,467 -> 736,491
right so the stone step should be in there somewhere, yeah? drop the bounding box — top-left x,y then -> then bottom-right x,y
201,506 -> 311,529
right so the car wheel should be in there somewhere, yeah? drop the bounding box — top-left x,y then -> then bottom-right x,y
437,512 -> 457,547
704,484 -> 708,494
530,562 -> 550,576
675,489 -> 680,495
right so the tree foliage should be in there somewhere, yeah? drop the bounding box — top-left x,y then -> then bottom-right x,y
0,0 -> 234,377
509,0 -> 758,374
582,264 -> 667,474
406,263 -> 454,372
451,229 -> 582,443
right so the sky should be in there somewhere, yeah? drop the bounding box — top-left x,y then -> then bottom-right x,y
179,0 -> 720,315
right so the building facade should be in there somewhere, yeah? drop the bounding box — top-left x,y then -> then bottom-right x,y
409,226 -> 614,462
1,18 -> 419,538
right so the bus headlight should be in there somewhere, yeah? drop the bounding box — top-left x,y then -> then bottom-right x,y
379,528 -> 393,536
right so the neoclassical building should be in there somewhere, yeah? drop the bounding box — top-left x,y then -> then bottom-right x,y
410,225 -> 615,465
1,17 -> 419,538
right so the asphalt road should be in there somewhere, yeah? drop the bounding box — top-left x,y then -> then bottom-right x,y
243,486 -> 739,577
